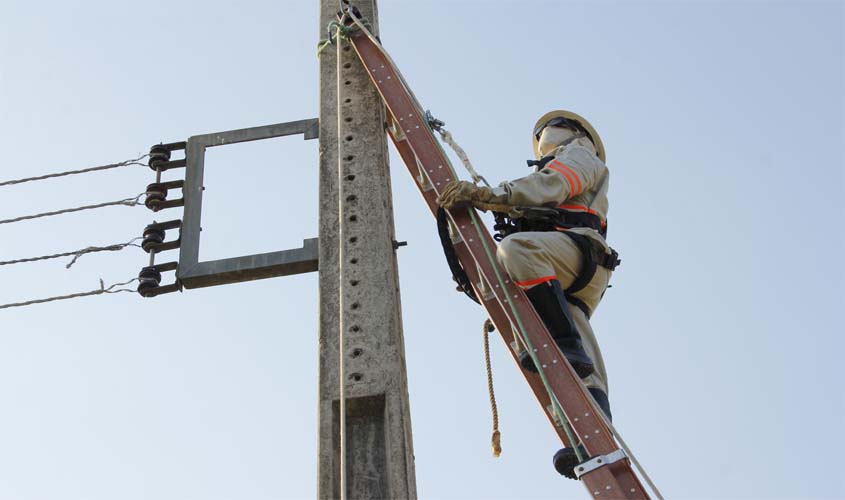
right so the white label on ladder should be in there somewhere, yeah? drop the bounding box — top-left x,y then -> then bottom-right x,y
475,265 -> 495,302
447,218 -> 463,244
414,156 -> 433,192
546,404 -> 563,427
390,119 -> 406,141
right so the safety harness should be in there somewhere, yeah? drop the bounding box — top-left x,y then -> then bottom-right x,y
437,207 -> 480,304
437,153 -> 620,317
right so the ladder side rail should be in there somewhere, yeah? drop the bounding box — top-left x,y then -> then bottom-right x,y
349,30 -> 649,499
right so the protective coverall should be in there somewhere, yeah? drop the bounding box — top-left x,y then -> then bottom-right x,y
437,118 -> 617,479
492,134 -> 612,398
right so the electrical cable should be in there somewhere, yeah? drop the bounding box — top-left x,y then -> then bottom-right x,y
0,278 -> 139,310
0,193 -> 145,225
0,237 -> 142,269
0,155 -> 149,187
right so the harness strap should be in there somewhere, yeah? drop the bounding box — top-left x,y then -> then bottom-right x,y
561,231 -> 621,318
563,232 -> 598,297
436,207 -> 480,305
567,295 -> 592,318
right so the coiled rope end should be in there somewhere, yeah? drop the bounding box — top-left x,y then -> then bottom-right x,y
491,429 -> 502,457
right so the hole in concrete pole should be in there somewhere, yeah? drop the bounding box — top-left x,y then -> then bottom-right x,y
350,258 -> 358,264
344,80 -> 351,86
345,135 -> 354,142
351,301 -> 360,309
350,280 -> 359,286
350,348 -> 363,358
349,215 -> 358,222
346,174 -> 356,181
343,62 -> 352,69
349,373 -> 363,382
350,325 -> 360,332
346,194 -> 357,202
344,117 -> 353,123
344,98 -> 352,103
345,154 -> 355,161
343,46 -> 351,52
349,237 -> 358,243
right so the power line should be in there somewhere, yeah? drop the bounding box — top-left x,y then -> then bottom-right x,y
0,193 -> 145,225
0,278 -> 138,310
0,155 -> 149,187
0,237 -> 142,269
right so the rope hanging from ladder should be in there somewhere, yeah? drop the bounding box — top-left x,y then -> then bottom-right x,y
483,319 -> 502,457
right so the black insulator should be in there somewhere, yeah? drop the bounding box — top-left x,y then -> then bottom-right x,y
142,226 -> 166,253
137,266 -> 162,297
145,183 -> 167,211
148,144 -> 171,171
139,266 -> 162,283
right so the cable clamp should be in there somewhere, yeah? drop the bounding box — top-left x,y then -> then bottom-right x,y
574,449 -> 628,478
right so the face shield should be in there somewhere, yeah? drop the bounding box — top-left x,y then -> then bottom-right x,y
536,126 -> 578,161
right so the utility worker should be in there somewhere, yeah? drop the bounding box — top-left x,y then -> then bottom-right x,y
437,110 -> 619,479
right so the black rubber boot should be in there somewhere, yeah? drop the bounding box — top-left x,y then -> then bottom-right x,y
553,388 -> 612,480
518,280 -> 594,379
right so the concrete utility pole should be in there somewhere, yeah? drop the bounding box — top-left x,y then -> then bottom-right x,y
317,1 -> 417,498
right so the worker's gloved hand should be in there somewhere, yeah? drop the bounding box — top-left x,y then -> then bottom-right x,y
437,180 -> 498,210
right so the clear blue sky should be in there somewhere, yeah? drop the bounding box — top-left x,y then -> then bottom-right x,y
0,1 -> 842,499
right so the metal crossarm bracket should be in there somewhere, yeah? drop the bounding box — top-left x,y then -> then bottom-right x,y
574,449 -> 628,478
176,119 -> 320,289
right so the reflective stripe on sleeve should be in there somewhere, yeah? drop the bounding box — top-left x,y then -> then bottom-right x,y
547,160 -> 583,195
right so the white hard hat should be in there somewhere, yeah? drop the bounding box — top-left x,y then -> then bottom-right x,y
532,110 -> 605,162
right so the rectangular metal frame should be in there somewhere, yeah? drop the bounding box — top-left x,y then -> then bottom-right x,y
177,119 -> 320,289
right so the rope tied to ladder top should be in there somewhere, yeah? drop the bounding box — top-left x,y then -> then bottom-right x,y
316,13 -> 372,59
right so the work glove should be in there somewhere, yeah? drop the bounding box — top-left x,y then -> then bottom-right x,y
437,180 -> 495,210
